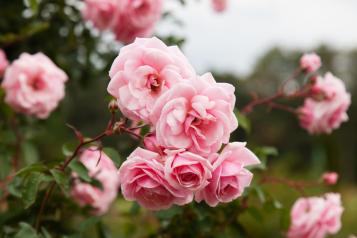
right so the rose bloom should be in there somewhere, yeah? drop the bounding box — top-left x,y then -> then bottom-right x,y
107,37 -> 195,123
82,0 -> 119,30
71,148 -> 120,215
164,149 -> 213,191
1,53 -> 68,119
288,193 -> 344,238
143,133 -> 164,154
195,142 -> 260,207
112,0 -> 163,44
118,147 -> 193,210
212,0 -> 228,12
298,73 -> 351,134
322,172 -> 338,185
151,73 -> 237,155
0,49 -> 9,77
300,53 -> 322,73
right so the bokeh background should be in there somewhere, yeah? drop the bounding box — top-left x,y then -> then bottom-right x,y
1,0 -> 356,237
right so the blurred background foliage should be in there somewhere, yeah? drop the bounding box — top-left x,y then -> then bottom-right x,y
0,0 -> 356,237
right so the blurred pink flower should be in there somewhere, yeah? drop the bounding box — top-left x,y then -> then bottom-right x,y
151,73 -> 237,156
118,147 -> 193,210
288,193 -> 344,238
300,53 -> 322,73
212,0 -> 228,13
164,149 -> 213,191
1,53 -> 68,119
0,49 -> 9,77
298,73 -> 351,134
107,37 -> 195,123
112,0 -> 163,44
82,0 -> 119,30
71,148 -> 120,215
322,172 -> 338,185
195,142 -> 260,207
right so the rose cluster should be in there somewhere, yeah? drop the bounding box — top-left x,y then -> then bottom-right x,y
82,0 -> 163,44
298,53 -> 351,134
108,37 -> 260,210
1,52 -> 68,119
288,193 -> 344,238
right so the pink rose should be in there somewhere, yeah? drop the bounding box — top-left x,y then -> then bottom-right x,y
212,0 -> 228,13
322,172 -> 338,185
118,147 -> 193,210
1,53 -> 68,119
164,149 -> 213,191
288,193 -> 344,238
143,133 -> 164,154
112,0 -> 163,44
300,53 -> 322,73
298,73 -> 351,134
151,73 -> 238,155
107,37 -> 195,123
0,49 -> 9,77
195,142 -> 260,207
71,148 -> 120,215
82,0 -> 119,30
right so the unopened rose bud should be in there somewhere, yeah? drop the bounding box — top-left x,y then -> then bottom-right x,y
300,53 -> 322,73
322,172 -> 339,185
108,99 -> 118,113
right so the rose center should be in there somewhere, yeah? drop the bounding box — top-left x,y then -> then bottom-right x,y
179,172 -> 198,185
28,76 -> 46,91
146,73 -> 161,93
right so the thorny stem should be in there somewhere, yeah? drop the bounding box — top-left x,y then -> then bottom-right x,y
240,68 -> 311,115
260,175 -> 321,197
35,112 -> 143,231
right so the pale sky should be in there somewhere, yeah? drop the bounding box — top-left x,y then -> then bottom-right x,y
157,0 -> 357,76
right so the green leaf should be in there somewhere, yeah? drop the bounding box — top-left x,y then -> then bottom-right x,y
16,164 -> 47,177
8,176 -> 23,198
79,216 -> 101,232
102,147 -> 121,166
69,160 -> 91,182
155,206 -> 181,220
236,111 -> 251,133
252,186 -> 266,204
246,207 -> 263,222
62,142 -> 78,157
14,222 -> 39,238
50,169 -> 70,195
21,142 -> 39,165
21,172 -> 44,208
97,222 -> 112,238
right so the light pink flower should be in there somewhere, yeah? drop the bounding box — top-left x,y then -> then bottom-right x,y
112,0 -> 163,44
195,142 -> 260,207
71,148 -> 120,215
107,37 -> 195,123
164,149 -> 213,191
212,0 -> 228,13
298,73 -> 351,134
151,73 -> 237,155
300,53 -> 322,73
322,172 -> 338,185
1,53 -> 68,119
0,49 -> 9,77
288,193 -> 344,238
143,133 -> 164,154
118,147 -> 193,210
82,0 -> 119,30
